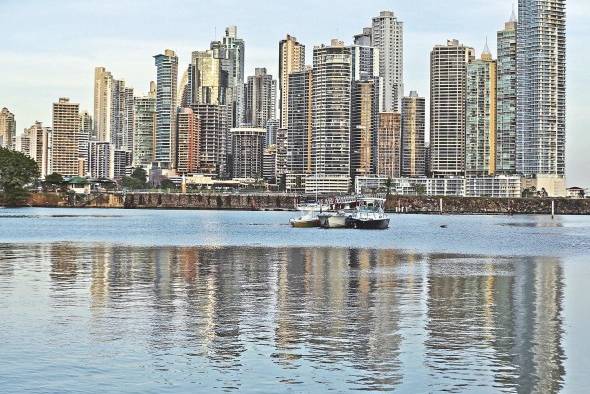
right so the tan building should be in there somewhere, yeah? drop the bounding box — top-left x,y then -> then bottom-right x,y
401,91 -> 426,177
0,107 -> 16,149
93,67 -> 113,142
351,80 -> 378,179
279,35 -> 305,128
23,122 -> 52,177
52,98 -> 80,177
376,112 -> 401,178
176,108 -> 200,174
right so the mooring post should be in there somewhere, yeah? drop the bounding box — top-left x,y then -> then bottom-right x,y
552,200 -> 555,219
439,198 -> 443,214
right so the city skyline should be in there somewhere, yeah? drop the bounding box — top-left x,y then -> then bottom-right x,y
1,0 -> 588,186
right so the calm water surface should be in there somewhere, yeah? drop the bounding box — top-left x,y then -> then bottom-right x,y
0,208 -> 589,393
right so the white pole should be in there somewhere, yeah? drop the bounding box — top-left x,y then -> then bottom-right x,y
552,200 -> 555,219
439,198 -> 443,214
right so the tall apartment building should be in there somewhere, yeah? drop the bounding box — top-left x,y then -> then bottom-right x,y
265,118 -> 279,147
312,40 -> 352,184
79,111 -> 93,175
93,67 -> 112,141
401,91 -> 426,177
191,104 -> 223,175
132,82 -> 157,168
22,122 -> 51,177
51,98 -> 80,177
176,107 -> 200,174
350,80 -> 378,180
371,11 -> 403,112
243,68 -> 277,128
517,0 -> 566,177
275,127 -> 288,184
191,50 -> 225,105
263,145 -> 277,183
230,127 -> 266,179
430,40 -> 475,177
88,141 -> 111,179
0,107 -> 16,149
279,35 -> 305,128
154,49 -> 178,169
354,27 -> 372,46
466,46 -> 497,176
112,149 -> 132,179
376,112 -> 402,178
496,12 -> 518,175
286,68 -> 313,189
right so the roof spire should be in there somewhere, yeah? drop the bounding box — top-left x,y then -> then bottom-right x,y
510,3 -> 517,22
481,37 -> 492,60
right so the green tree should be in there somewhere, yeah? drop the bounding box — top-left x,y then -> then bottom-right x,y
130,167 -> 147,184
121,176 -> 145,190
160,178 -> 176,190
0,147 -> 40,206
415,184 -> 427,196
384,177 -> 393,196
44,172 -> 64,191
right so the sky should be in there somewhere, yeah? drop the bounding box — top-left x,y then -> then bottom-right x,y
1,0 -> 588,187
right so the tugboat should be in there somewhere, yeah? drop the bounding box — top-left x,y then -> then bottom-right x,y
349,198 -> 390,230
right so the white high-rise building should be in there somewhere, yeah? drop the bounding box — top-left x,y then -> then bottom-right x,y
371,11 -> 403,112
517,0 -> 566,177
153,49 -> 178,169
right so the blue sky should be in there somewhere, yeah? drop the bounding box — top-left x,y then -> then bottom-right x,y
1,0 -> 588,186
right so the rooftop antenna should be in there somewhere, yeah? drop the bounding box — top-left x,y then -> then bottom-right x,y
510,3 -> 517,22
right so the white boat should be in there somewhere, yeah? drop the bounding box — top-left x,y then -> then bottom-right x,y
318,202 -> 356,229
290,204 -> 322,228
349,198 -> 390,230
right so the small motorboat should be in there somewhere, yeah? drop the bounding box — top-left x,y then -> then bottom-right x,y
318,202 -> 356,229
289,204 -> 322,228
349,198 -> 390,230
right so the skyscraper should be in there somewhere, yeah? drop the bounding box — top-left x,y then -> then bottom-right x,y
154,49 -> 178,169
430,40 -> 475,177
132,82 -> 156,168
230,127 -> 266,179
279,35 -> 305,128
243,68 -> 277,128
312,40 -> 352,185
517,0 -> 566,176
93,67 -> 112,141
88,141 -> 111,179
79,110 -> 93,175
22,122 -> 51,177
350,80 -> 378,180
0,107 -> 16,149
51,98 -> 80,177
286,68 -> 313,190
176,107 -> 200,174
466,46 -> 497,176
191,104 -> 223,175
496,12 -> 518,175
191,50 -> 225,105
401,91 -> 426,177
371,11 -> 403,112
376,112 -> 402,178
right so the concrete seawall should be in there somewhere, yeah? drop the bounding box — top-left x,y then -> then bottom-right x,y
3,192 -> 590,215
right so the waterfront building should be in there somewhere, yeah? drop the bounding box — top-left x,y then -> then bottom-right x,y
88,141 -> 111,179
312,40 -> 352,191
350,80 -> 378,180
176,107 -> 200,174
265,118 -> 279,147
466,46 -> 497,176
517,0 -> 566,177
22,122 -> 51,177
154,49 -> 178,169
51,98 -> 80,177
79,111 -> 93,175
464,175 -> 521,198
263,145 -> 277,184
230,127 -> 266,179
132,83 -> 156,168
0,107 -> 16,149
93,67 -> 112,142
191,104 -> 223,175
496,12 -> 518,175
430,39 -> 475,177
376,112 -> 402,178
286,68 -> 313,191
401,91 -> 426,177
279,35 -> 305,128
112,149 -> 132,179
371,11 -> 403,112
243,68 -> 277,128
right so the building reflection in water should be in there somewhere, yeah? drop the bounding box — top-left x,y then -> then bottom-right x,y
8,243 -> 563,391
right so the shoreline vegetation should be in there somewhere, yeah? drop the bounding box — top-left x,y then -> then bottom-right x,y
1,191 -> 590,215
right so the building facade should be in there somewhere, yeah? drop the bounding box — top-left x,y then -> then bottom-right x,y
466,47 -> 497,176
176,107 -> 200,174
376,112 -> 402,178
0,107 -> 16,149
496,13 -> 518,174
22,122 -> 51,177
88,141 -> 111,179
517,0 -> 566,176
279,35 -> 305,129
132,83 -> 156,168
401,91 -> 426,177
93,67 -> 112,142
51,98 -> 80,177
154,49 -> 178,169
430,40 -> 475,177
371,11 -> 403,112
350,80 -> 378,180
243,68 -> 277,128
312,40 -> 352,189
230,127 -> 266,179
192,104 -> 223,175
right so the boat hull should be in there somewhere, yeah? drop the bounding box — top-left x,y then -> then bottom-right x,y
351,218 -> 390,230
319,215 -> 348,229
290,218 -> 320,228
